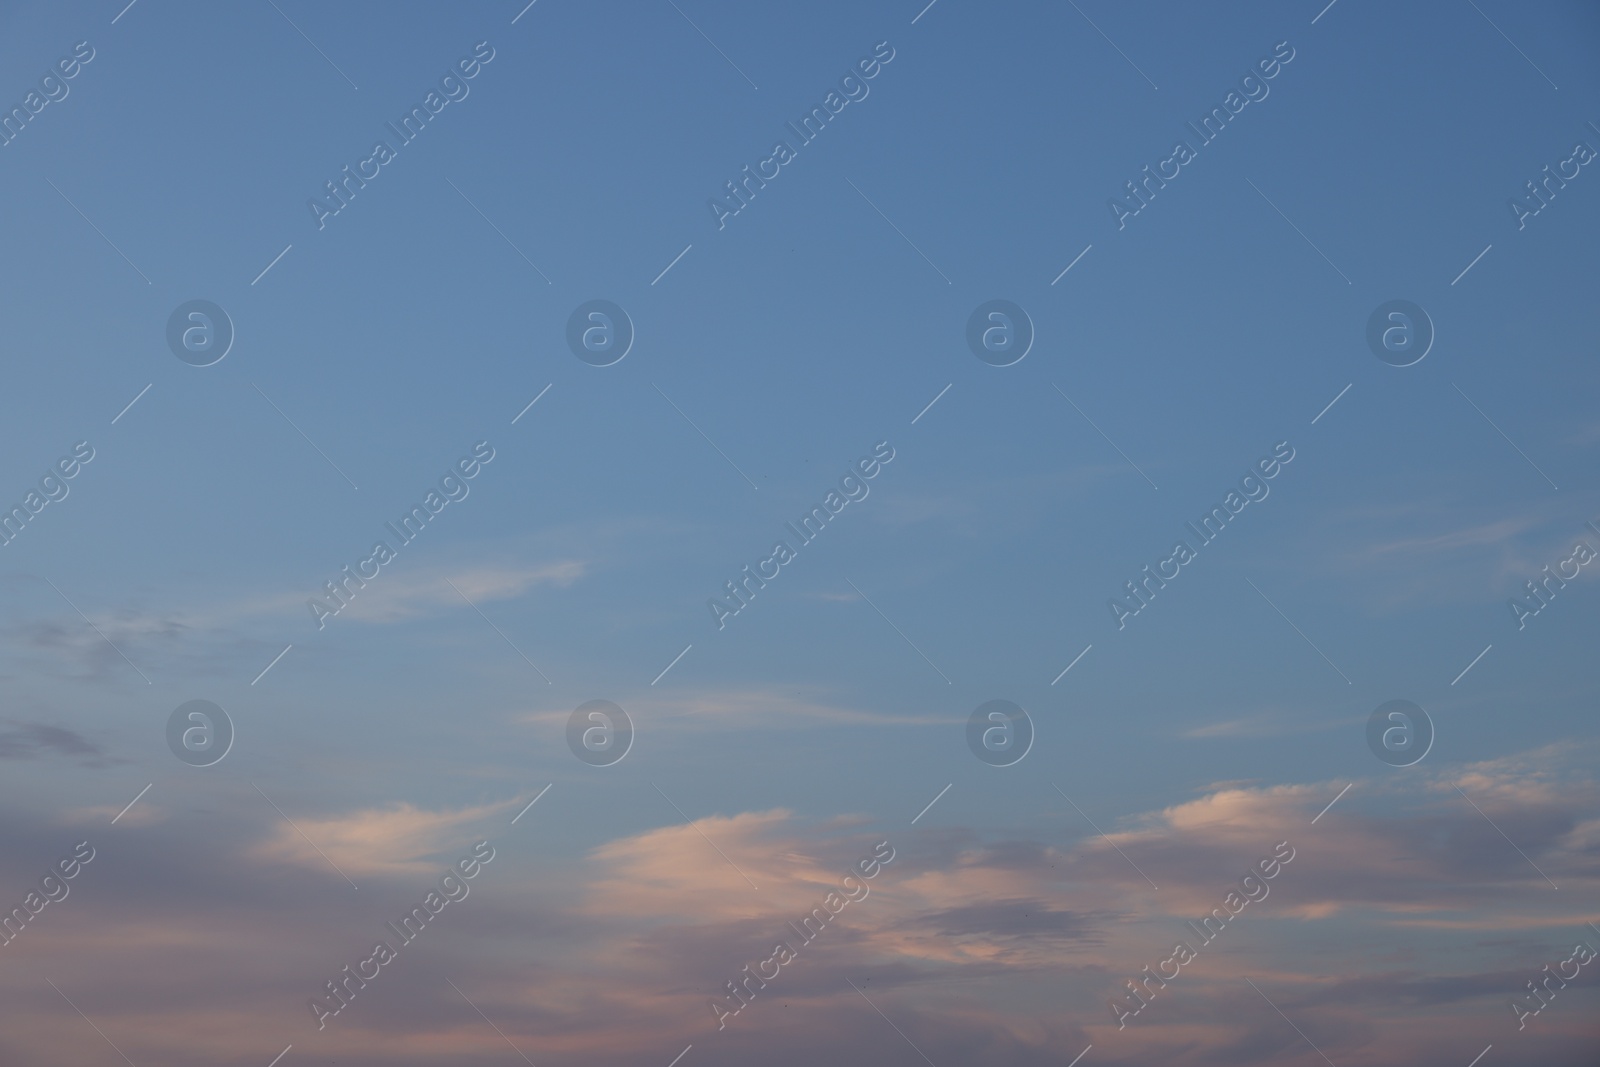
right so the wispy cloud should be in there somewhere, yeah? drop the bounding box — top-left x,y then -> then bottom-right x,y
247,797 -> 519,878
0,721 -> 108,764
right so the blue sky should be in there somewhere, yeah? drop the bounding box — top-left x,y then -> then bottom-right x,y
1,1 -> 1597,1065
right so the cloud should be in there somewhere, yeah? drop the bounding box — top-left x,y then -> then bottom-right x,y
4,747 -> 1598,1067
519,687 -> 950,730
0,722 -> 107,764
330,562 -> 585,624
1179,711 -> 1354,739
247,797 -> 519,879
219,562 -> 586,626
1363,516 -> 1543,557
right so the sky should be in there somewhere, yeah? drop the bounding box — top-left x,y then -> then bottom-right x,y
0,0 -> 1598,1064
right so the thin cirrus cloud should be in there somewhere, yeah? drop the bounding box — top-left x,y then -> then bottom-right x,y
0,562 -> 586,682
518,688 -> 951,730
234,561 -> 588,625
